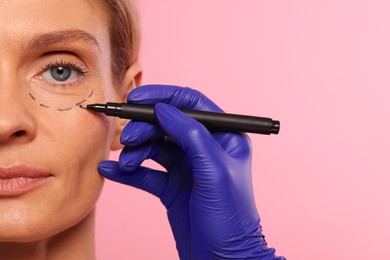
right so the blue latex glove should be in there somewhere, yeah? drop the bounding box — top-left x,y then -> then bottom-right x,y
98,85 -> 285,260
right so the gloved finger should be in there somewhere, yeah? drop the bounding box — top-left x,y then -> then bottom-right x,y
151,140 -> 184,170
212,132 -> 252,159
119,139 -> 163,171
120,136 -> 187,172
120,121 -> 162,146
98,160 -> 167,198
122,120 -> 251,159
129,85 -> 251,158
128,85 -> 223,112
155,103 -> 227,173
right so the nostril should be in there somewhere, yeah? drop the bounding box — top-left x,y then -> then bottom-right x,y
0,129 -> 33,143
12,130 -> 27,138
0,116 -> 35,143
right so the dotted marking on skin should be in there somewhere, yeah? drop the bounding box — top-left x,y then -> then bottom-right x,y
57,107 -> 73,112
75,99 -> 87,106
28,89 -> 94,112
74,90 -> 94,107
29,93 -> 36,101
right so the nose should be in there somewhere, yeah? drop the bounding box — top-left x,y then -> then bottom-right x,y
0,90 -> 36,144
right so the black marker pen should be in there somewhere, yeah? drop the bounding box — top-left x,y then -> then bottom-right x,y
80,102 -> 280,135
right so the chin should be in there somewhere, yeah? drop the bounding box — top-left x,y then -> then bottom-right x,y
0,224 -> 53,243
0,206 -> 95,243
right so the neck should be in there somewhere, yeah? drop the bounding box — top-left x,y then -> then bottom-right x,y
0,210 -> 96,260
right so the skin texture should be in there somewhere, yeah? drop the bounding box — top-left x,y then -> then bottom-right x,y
0,0 -> 140,258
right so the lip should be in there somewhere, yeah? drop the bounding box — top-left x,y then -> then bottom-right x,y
0,165 -> 53,197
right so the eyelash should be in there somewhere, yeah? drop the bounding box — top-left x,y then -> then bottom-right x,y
38,60 -> 90,87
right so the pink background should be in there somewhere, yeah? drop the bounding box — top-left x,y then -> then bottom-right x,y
96,1 -> 390,259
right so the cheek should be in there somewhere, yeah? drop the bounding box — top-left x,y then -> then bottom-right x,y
20,55 -> 120,238
0,108 -> 117,242
40,77 -> 117,153
40,109 -> 114,223
37,75 -> 118,175
40,108 -> 114,161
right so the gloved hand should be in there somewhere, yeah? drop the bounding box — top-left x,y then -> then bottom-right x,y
98,85 -> 284,260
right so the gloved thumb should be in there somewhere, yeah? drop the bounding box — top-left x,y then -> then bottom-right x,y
98,160 -> 167,199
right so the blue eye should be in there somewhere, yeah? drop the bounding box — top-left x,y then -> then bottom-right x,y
49,67 -> 72,81
38,61 -> 88,86
42,66 -> 79,83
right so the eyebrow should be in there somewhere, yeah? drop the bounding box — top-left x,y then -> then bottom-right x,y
25,29 -> 100,53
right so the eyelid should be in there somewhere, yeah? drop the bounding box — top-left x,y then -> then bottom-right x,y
34,59 -> 91,88
40,60 -> 89,77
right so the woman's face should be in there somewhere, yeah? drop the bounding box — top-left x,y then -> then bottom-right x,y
0,0 -> 125,241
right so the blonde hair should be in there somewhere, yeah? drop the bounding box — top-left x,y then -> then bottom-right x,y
100,0 -> 141,85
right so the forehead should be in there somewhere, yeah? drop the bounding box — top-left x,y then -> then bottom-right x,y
0,0 -> 109,50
